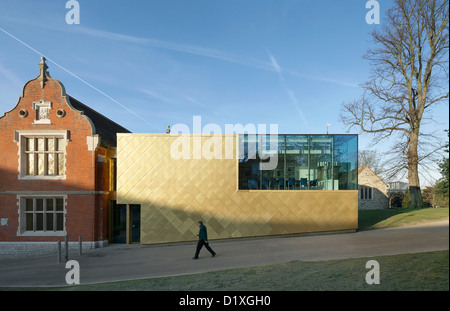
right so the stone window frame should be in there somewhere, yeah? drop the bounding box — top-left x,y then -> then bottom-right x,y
17,194 -> 67,237
15,130 -> 69,180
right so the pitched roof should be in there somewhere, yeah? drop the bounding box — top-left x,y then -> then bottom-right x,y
67,95 -> 131,148
358,166 -> 387,186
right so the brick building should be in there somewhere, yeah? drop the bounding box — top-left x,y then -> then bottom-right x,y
0,57 -> 129,255
358,166 -> 389,210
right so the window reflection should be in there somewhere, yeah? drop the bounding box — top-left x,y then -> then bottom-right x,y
238,134 -> 357,191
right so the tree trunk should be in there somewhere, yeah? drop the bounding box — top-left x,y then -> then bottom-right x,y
408,129 -> 424,208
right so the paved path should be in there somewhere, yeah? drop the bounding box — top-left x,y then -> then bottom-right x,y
0,220 -> 448,287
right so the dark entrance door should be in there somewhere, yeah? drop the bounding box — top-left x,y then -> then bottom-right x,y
111,202 -> 127,244
130,204 -> 141,243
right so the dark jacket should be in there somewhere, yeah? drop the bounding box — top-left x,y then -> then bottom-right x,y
198,224 -> 208,241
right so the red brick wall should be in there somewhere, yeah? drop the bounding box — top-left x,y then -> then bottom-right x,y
0,76 -> 106,243
0,196 -> 19,241
0,195 -> 96,242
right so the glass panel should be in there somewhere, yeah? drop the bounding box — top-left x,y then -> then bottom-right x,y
36,213 -> 43,231
46,198 -> 54,211
37,153 -> 45,175
58,154 -> 65,175
25,198 -> 34,211
26,213 -> 33,231
46,138 -> 55,151
56,213 -> 64,231
334,135 -> 358,190
285,135 -> 309,190
27,153 -> 34,175
37,138 -> 45,151
48,153 -> 55,175
26,138 -> 34,151
238,135 -> 259,190
36,213 -> 44,231
309,136 -> 333,190
238,134 -> 285,190
238,134 -> 358,191
57,138 -> 65,151
36,199 -> 44,211
261,135 -> 285,190
46,213 -> 54,231
56,198 -> 64,211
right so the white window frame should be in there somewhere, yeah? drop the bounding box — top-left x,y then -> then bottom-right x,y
15,130 -> 69,180
17,194 -> 67,236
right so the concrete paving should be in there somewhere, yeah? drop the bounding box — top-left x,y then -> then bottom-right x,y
0,220 -> 448,288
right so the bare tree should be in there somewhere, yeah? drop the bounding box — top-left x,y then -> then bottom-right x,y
358,150 -> 382,175
341,0 -> 449,208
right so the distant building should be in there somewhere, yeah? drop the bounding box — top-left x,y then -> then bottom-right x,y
358,166 -> 389,210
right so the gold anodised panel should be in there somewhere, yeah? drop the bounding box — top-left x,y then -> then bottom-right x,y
117,134 -> 358,244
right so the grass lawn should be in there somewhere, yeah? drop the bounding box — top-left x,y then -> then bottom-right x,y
5,250 -> 448,291
358,207 -> 449,231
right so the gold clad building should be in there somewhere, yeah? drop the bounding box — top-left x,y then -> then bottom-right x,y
114,133 -> 358,244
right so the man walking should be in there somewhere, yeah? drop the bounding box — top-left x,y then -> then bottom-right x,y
193,220 -> 216,259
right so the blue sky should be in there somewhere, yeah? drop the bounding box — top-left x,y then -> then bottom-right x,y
0,1 -> 448,183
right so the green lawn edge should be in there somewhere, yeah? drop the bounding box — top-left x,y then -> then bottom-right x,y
358,207 -> 449,231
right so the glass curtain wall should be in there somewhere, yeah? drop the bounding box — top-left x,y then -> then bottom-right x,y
260,135 -> 285,190
238,135 -> 285,190
334,135 -> 358,190
285,135 -> 309,190
309,136 -> 334,190
239,134 -> 357,190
